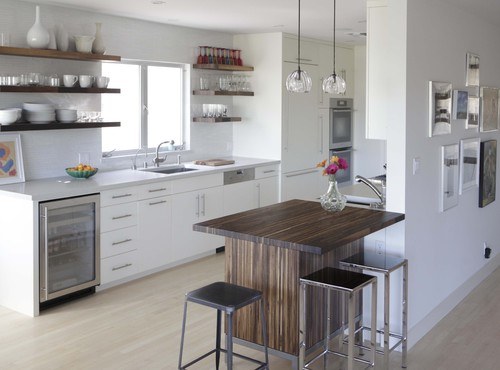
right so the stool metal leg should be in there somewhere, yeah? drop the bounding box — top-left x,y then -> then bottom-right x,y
338,292 -> 345,349
402,261 -> 408,368
324,289 -> 331,369
298,283 -> 307,369
178,300 -> 188,370
370,280 -> 377,368
347,291 -> 355,370
215,309 -> 221,370
227,311 -> 233,370
260,299 -> 269,369
383,271 -> 390,369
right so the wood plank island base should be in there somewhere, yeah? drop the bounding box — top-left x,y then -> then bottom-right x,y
194,199 -> 405,366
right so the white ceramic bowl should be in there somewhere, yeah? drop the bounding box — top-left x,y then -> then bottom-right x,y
56,109 -> 77,123
0,108 -> 22,125
23,102 -> 55,111
74,35 -> 95,53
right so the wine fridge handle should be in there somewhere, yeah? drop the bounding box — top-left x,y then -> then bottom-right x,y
41,208 -> 49,302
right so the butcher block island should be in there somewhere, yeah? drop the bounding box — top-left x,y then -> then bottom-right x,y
194,199 -> 405,365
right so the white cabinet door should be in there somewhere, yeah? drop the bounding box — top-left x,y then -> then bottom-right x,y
171,187 -> 224,262
137,195 -> 172,271
366,1 -> 389,139
282,62 -> 321,173
223,181 -> 257,216
282,169 -> 323,202
255,177 -> 279,207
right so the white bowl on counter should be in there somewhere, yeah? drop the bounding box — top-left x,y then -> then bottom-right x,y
0,108 -> 22,125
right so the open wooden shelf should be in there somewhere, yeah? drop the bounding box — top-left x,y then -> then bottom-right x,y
0,86 -> 120,93
0,122 -> 120,132
0,46 -> 121,62
193,64 -> 254,72
192,89 -> 254,96
193,117 -> 241,123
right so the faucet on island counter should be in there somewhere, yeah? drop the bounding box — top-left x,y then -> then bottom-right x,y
153,140 -> 174,167
355,175 -> 386,209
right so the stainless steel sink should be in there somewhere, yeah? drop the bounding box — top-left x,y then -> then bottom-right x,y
139,165 -> 198,175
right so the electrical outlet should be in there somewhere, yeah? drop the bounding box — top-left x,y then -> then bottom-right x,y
375,240 -> 385,255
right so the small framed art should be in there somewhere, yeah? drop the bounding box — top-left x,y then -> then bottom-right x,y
479,139 -> 497,208
459,138 -> 480,194
465,52 -> 479,87
480,86 -> 499,132
429,81 -> 452,137
440,144 -> 459,212
452,90 -> 468,120
467,95 -> 479,130
0,134 -> 25,185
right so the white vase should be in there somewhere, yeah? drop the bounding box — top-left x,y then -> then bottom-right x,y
55,24 -> 69,51
48,29 -> 57,50
92,22 -> 106,54
26,5 -> 50,49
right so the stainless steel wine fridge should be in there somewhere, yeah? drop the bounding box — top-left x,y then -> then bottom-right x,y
39,194 -> 100,307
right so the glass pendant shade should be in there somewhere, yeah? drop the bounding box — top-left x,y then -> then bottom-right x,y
322,73 -> 346,94
286,69 -> 312,93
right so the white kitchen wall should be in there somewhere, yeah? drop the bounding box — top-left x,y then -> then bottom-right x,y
384,0 -> 500,347
0,0 -> 235,180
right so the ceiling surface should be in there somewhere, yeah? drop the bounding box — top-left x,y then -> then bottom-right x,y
23,0 -> 500,45
25,0 -> 369,44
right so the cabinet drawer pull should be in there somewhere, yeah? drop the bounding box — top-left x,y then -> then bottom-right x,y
112,214 -> 132,220
149,200 -> 167,206
112,238 -> 132,246
112,263 -> 132,271
111,193 -> 133,199
263,170 -> 275,174
148,188 -> 167,193
286,169 -> 318,178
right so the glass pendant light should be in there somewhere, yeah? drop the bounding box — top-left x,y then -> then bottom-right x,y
322,0 -> 346,94
286,0 -> 312,93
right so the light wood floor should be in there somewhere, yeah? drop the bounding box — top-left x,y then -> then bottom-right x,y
0,253 -> 498,369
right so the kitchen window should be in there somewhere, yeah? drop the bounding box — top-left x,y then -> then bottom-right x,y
101,60 -> 186,154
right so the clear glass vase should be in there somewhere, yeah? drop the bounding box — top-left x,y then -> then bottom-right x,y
320,175 -> 347,212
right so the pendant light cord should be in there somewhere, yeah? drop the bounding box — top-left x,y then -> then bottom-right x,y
332,0 -> 336,76
298,0 -> 302,74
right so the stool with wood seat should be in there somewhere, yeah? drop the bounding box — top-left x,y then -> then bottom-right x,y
340,251 -> 408,368
299,267 -> 377,370
178,281 -> 269,370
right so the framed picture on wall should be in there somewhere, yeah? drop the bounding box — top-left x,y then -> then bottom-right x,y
479,139 -> 497,208
480,87 -> 499,132
440,143 -> 459,212
465,52 -> 479,87
467,95 -> 480,130
429,81 -> 452,137
459,138 -> 480,194
0,134 -> 25,185
452,90 -> 468,120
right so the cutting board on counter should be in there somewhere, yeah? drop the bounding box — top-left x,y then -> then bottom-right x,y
194,159 -> 235,166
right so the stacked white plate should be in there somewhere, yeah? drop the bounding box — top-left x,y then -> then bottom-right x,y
23,102 -> 55,124
56,109 -> 78,123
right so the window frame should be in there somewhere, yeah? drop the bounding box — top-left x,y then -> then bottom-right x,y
101,58 -> 189,157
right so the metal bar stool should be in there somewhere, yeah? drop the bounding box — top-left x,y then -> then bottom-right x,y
299,267 -> 377,370
178,281 -> 269,370
340,251 -> 408,368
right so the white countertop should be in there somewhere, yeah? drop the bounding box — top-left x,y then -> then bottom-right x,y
0,157 -> 280,202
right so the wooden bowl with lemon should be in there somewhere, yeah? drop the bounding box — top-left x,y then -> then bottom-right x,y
65,163 -> 98,179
